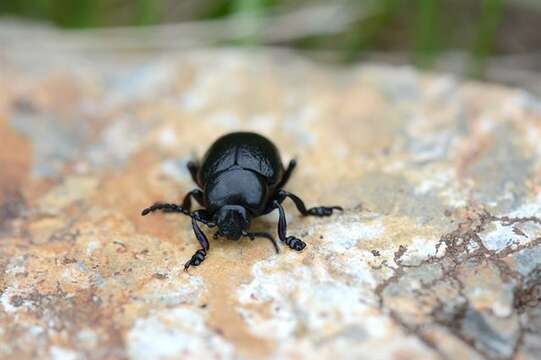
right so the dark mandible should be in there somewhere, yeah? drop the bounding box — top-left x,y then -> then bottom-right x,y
141,132 -> 342,270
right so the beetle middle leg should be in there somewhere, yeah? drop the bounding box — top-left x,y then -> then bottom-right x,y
277,190 -> 342,217
273,201 -> 306,251
276,159 -> 297,189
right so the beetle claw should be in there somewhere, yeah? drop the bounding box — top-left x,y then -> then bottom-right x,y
184,249 -> 206,271
307,206 -> 342,217
285,236 -> 306,251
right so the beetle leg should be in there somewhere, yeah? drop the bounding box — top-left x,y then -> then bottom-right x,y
278,190 -> 343,217
185,210 -> 212,271
182,189 -> 205,212
273,201 -> 306,251
242,230 -> 279,254
187,161 -> 201,186
141,202 -> 189,216
276,159 -> 297,189
141,190 -> 206,217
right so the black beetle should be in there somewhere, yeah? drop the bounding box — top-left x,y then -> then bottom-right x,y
141,132 -> 342,270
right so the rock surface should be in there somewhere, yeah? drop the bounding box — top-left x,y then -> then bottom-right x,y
1,23 -> 541,360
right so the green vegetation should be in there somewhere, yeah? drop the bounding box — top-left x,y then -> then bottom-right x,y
0,0 -> 513,77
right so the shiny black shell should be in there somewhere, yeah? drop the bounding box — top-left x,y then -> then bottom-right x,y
197,132 -> 285,214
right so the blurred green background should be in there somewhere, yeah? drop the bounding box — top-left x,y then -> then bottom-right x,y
1,0 -> 540,84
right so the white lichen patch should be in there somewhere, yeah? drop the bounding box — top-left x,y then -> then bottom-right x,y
49,346 -> 82,360
5,256 -> 27,275
272,332 -> 438,360
86,240 -> 101,256
409,129 -> 454,163
1,287 -> 21,314
327,250 -> 381,288
76,328 -> 98,349
508,194 -> 541,218
137,274 -> 205,306
127,307 -> 235,360
61,264 -> 92,290
401,236 -> 440,266
237,254 -> 385,353
320,216 -> 385,254
480,219 -> 541,252
413,168 -> 453,195
484,225 -> 515,253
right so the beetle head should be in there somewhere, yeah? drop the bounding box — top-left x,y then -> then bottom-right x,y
213,205 -> 251,240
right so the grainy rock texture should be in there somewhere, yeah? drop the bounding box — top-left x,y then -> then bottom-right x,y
1,23 -> 541,360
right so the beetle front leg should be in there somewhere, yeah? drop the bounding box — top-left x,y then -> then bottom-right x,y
274,201 -> 306,251
278,190 -> 342,217
141,202 -> 189,216
184,210 -> 213,271
141,189 -> 205,216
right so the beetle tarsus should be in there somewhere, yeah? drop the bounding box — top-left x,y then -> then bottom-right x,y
141,202 -> 188,216
285,236 -> 306,251
184,249 -> 206,271
307,206 -> 343,217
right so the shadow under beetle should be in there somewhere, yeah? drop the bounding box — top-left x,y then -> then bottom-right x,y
141,132 -> 342,270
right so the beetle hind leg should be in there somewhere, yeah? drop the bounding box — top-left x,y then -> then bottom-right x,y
276,159 -> 296,189
187,161 -> 201,186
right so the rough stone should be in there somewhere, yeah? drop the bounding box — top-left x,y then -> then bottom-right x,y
1,22 -> 541,359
